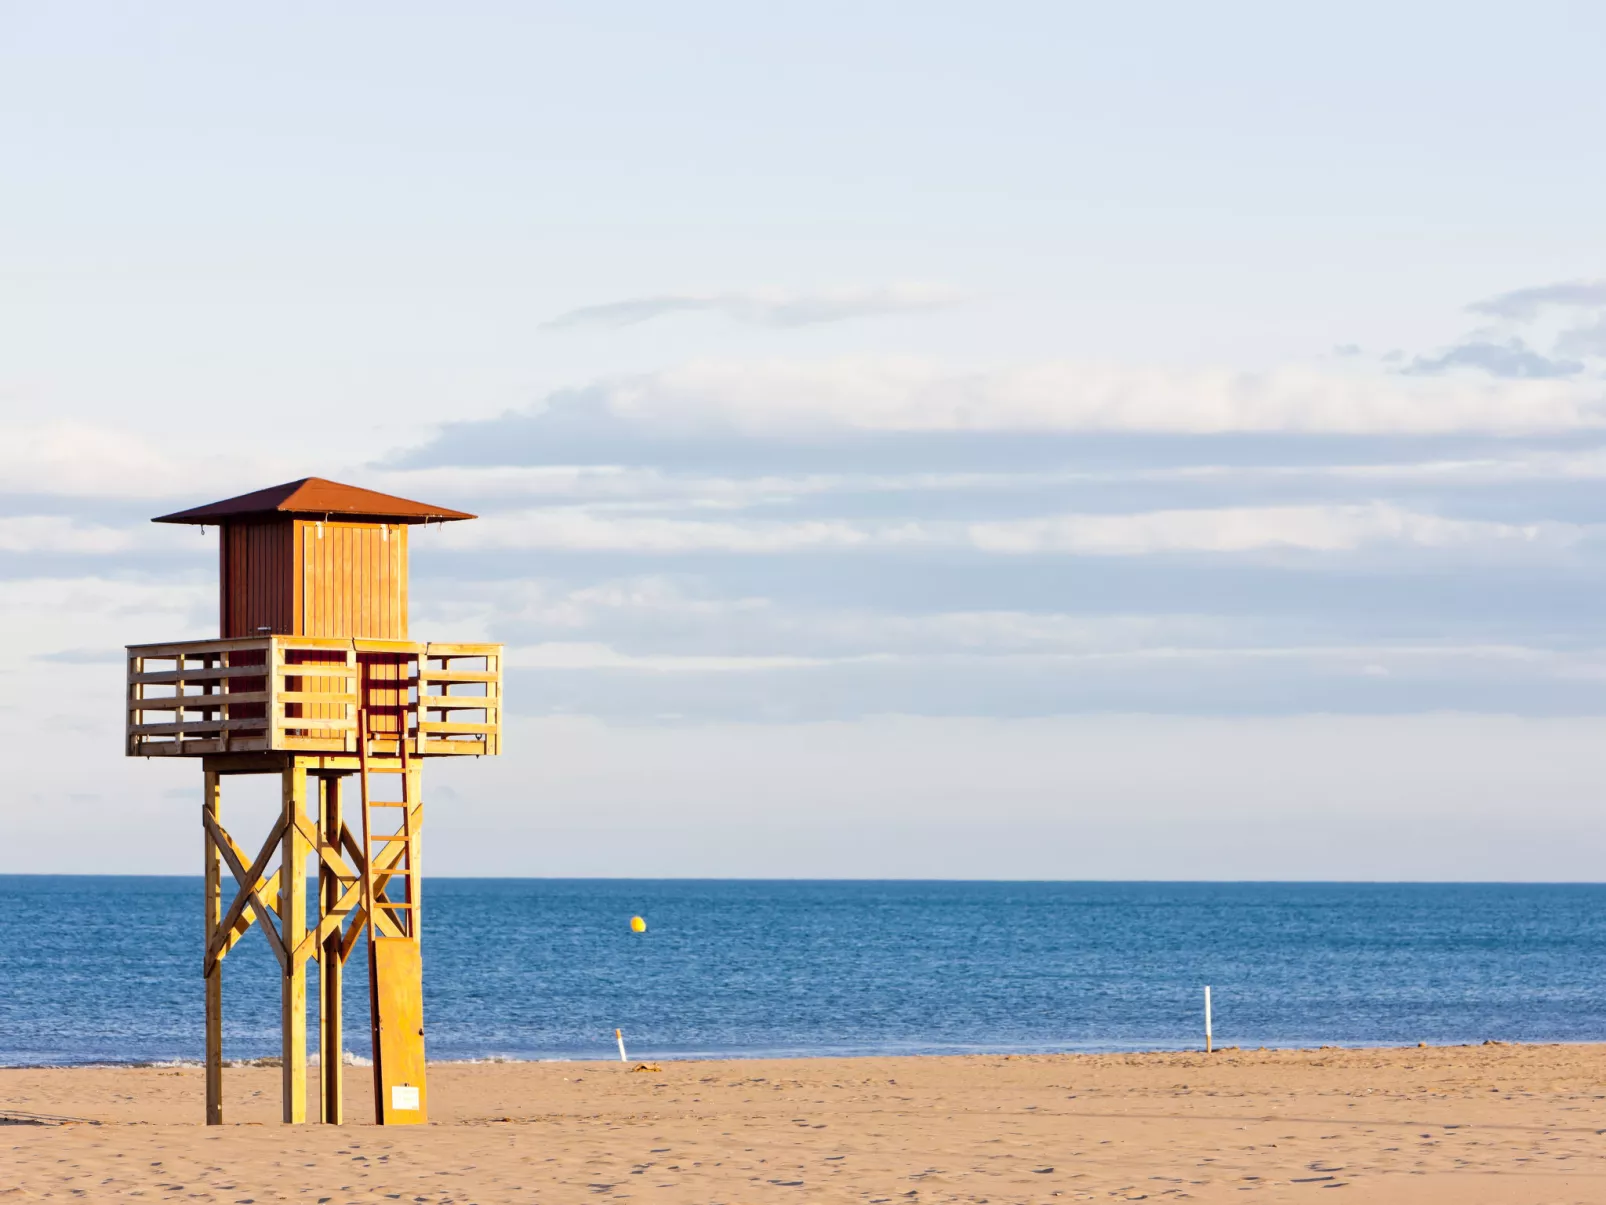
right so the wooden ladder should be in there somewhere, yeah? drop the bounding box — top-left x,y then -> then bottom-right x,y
357,705 -> 428,1124
357,706 -> 418,941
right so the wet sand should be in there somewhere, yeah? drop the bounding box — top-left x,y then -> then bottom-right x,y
6,1042 -> 1606,1202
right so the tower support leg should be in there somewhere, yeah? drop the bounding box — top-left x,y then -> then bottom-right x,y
280,760 -> 310,1124
203,769 -> 223,1125
318,773 -> 345,1124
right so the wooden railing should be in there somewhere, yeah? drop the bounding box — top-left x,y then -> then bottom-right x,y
126,637 -> 502,758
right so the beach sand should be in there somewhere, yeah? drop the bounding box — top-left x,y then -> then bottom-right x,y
5,1042 -> 1606,1202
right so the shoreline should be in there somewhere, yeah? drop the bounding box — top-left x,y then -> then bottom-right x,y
8,1043 -> 1606,1200
0,1035 -> 1566,1072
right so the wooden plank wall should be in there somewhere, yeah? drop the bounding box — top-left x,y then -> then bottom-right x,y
221,521 -> 294,637
296,520 -> 408,639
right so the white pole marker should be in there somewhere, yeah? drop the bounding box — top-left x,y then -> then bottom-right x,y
616,1027 -> 628,1063
1204,985 -> 1213,1054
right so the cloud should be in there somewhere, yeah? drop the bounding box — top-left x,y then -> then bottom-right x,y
964,504 -> 1570,556
0,576 -> 213,686
506,642 -> 853,673
541,284 -> 961,330
0,422 -> 295,499
396,361 -> 1606,474
1404,338 -> 1584,380
500,646 -> 1606,723
453,502 -> 1574,558
0,516 -> 184,554
32,647 -> 127,664
373,449 -> 1606,514
599,359 -> 1600,434
1469,279 -> 1606,322
1555,318 -> 1606,360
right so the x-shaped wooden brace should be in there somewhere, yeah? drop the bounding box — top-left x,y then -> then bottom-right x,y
204,811 -> 293,975
298,797 -> 423,966
203,797 -> 422,974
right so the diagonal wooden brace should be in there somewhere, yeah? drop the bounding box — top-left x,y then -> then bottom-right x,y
205,811 -> 289,974
295,840 -> 408,967
217,866 -> 280,961
215,825 -> 281,955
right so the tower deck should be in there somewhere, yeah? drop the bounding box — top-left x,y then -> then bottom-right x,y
127,635 -> 501,759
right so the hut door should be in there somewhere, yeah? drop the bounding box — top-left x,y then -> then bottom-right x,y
370,937 -> 428,1124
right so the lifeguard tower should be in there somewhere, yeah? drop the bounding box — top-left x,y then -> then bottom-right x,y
124,478 -> 502,1126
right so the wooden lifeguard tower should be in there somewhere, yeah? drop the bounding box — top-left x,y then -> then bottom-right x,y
125,478 -> 502,1126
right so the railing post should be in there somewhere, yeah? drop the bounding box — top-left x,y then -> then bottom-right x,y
345,645 -> 358,753
270,638 -> 285,752
126,652 -> 141,757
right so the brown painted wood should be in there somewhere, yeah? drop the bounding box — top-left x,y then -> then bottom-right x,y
221,520 -> 295,637
153,476 -> 475,526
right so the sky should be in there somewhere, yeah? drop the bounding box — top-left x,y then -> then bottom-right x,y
4,3 -> 1606,878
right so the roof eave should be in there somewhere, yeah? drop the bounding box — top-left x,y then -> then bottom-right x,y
152,508 -> 476,525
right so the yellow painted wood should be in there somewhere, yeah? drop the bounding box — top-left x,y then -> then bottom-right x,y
318,774 -> 345,1125
206,812 -> 288,968
357,716 -> 428,1124
127,692 -> 273,710
203,769 -> 223,1125
127,638 -> 502,758
297,519 -> 408,639
205,812 -> 289,972
280,762 -> 309,1125
369,937 -> 427,1125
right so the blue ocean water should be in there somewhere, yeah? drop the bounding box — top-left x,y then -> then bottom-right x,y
3,877 -> 1606,1066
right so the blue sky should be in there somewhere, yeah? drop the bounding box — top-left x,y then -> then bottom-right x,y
4,3 -> 1606,876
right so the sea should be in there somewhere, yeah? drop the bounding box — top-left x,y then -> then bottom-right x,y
4,877 -> 1606,1067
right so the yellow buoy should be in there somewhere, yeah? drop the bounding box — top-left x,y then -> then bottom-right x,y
630,915 -> 647,933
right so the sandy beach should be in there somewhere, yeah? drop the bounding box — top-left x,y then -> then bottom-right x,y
5,1043 -> 1606,1202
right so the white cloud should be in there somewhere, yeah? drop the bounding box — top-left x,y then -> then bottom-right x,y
556,357 -> 1606,435
421,582 -> 1598,670
0,422 -> 294,499
455,502 -> 1578,558
506,642 -> 852,673
966,503 -> 1571,556
504,637 -> 1593,676
414,575 -> 773,638
461,509 -> 902,553
541,284 -> 962,330
1469,279 -> 1606,322
0,576 -> 211,663
370,450 -> 1606,508
0,515 -> 192,554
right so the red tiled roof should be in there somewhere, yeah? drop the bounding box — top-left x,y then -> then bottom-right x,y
152,477 -> 476,525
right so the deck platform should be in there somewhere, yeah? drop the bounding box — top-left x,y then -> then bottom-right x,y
126,635 -> 501,759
